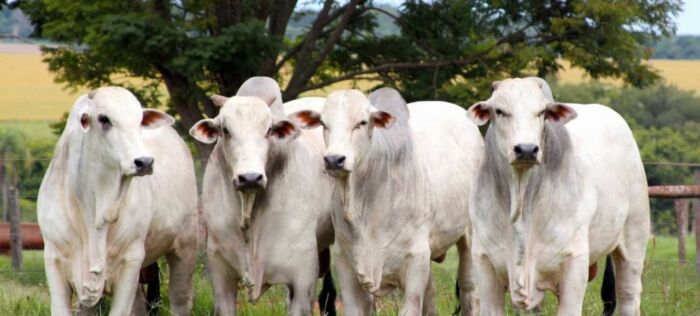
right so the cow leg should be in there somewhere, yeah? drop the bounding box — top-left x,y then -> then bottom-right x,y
131,286 -> 148,316
166,248 -> 196,316
611,246 -> 645,316
44,245 -> 72,316
108,246 -> 145,316
334,251 -> 373,315
556,255 -> 588,316
421,270 -> 436,316
400,251 -> 430,316
610,209 -> 648,316
209,252 -> 239,316
473,256 -> 504,316
288,278 -> 315,316
456,236 -> 476,316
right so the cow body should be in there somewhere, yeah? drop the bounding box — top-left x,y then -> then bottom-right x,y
193,78 -> 338,316
38,87 -> 198,316
292,89 -> 483,315
468,78 -> 649,315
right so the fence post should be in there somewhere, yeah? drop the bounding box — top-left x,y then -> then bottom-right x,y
695,171 -> 700,275
8,185 -> 22,270
674,199 -> 689,264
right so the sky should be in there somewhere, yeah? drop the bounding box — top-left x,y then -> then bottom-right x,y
677,1 -> 700,35
300,0 -> 700,35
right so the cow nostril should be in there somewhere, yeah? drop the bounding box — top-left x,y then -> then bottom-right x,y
337,156 -> 346,164
134,157 -> 154,170
238,173 -> 264,186
514,145 -> 523,154
533,146 -> 540,154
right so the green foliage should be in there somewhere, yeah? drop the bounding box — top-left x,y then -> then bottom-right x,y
653,35 -> 700,59
18,1 -> 682,154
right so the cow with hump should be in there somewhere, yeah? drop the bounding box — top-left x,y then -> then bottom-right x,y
38,87 -> 198,315
466,77 -> 650,316
291,88 -> 483,315
190,77 -> 338,316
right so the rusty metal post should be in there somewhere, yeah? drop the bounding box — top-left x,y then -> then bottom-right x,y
8,185 -> 22,270
675,199 -> 689,264
695,172 -> 700,275
649,185 -> 700,198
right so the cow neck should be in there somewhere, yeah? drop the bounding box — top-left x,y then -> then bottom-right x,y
346,124 -> 418,230
67,129 -> 132,291
486,122 -> 574,300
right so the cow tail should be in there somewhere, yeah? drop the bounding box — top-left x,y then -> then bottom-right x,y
145,263 -> 161,316
318,272 -> 337,316
601,254 -> 616,316
452,280 -> 461,316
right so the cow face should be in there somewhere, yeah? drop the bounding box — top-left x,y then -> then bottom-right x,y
79,87 -> 174,177
291,90 -> 394,176
190,96 -> 300,192
467,78 -> 576,171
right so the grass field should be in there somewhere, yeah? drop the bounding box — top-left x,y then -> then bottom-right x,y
0,237 -> 697,315
2,49 -> 700,121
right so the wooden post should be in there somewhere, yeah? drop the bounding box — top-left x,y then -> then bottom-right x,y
695,172 -> 700,275
8,185 -> 22,270
675,199 -> 689,264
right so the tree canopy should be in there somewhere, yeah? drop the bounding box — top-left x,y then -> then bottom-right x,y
18,0 -> 682,156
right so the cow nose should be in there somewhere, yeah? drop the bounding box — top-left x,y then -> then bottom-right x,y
324,155 -> 346,170
513,144 -> 539,161
134,157 -> 154,175
236,173 -> 264,191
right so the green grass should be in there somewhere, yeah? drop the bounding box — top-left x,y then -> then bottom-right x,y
0,236 -> 697,315
0,121 -> 56,141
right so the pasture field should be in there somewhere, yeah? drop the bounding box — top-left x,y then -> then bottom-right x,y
2,49 -> 700,121
0,237 -> 697,315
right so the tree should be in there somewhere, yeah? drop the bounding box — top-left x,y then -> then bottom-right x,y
19,0 -> 681,157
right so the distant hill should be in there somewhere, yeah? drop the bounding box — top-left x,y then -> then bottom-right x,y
652,35 -> 700,59
287,5 -> 400,39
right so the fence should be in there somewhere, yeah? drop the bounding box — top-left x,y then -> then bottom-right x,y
1,159 -> 699,276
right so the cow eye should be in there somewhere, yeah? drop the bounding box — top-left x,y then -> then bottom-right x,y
97,115 -> 111,127
222,127 -> 230,136
495,109 -> 508,117
538,110 -> 546,117
354,120 -> 368,130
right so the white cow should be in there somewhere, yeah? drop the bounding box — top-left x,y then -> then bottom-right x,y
291,88 -> 483,315
38,87 -> 198,315
466,78 -> 649,315
190,77 -> 338,316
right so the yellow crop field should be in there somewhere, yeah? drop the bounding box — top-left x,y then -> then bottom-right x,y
1,48 -> 699,121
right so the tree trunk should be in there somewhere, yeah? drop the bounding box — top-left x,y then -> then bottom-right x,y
8,185 -> 21,270
695,171 -> 700,275
674,199 -> 689,264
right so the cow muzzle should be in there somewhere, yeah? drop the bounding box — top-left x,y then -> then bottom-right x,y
133,156 -> 154,176
234,173 -> 266,192
323,154 -> 351,176
511,143 -> 540,169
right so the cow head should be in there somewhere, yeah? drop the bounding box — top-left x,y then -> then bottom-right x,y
467,78 -> 576,171
190,95 -> 300,192
78,87 -> 174,177
290,89 -> 394,177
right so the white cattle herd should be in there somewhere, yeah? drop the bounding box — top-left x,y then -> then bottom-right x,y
37,76 -> 650,316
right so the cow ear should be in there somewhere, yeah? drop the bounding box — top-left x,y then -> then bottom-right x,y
270,120 -> 300,140
546,103 -> 577,124
189,119 -> 220,144
79,111 -> 90,132
210,95 -> 229,108
289,110 -> 322,129
370,110 -> 394,129
467,102 -> 490,126
142,109 -> 175,129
